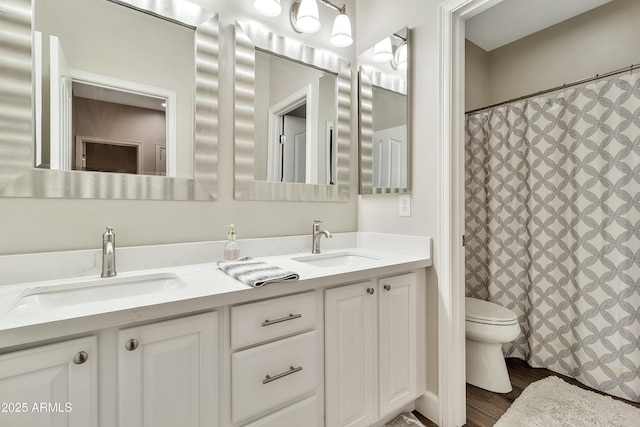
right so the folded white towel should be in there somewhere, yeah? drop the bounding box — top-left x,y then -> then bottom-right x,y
217,257 -> 300,287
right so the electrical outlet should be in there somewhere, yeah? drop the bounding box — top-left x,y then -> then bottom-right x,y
399,194 -> 411,217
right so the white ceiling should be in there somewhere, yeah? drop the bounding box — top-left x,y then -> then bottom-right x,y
466,0 -> 612,51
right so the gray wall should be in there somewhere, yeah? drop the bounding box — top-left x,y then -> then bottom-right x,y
466,0 -> 640,110
372,87 -> 406,131
464,40 -> 490,112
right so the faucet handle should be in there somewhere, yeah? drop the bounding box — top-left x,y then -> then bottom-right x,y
103,226 -> 115,241
313,219 -> 322,224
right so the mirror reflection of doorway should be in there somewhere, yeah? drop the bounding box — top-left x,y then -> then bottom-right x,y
281,107 -> 307,183
44,35 -> 173,176
268,85 -> 311,183
75,137 -> 141,174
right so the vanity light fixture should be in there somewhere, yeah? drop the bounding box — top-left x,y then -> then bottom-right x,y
330,10 -> 352,47
254,0 -> 282,17
292,0 -> 321,33
289,0 -> 353,47
372,37 -> 393,62
392,40 -> 408,69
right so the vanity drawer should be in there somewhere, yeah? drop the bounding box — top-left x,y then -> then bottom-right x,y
242,396 -> 318,427
232,331 -> 317,422
231,291 -> 316,349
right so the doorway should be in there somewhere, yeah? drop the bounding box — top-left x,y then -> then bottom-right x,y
267,85 -> 312,183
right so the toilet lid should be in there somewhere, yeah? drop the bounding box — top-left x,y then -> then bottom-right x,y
465,297 -> 518,325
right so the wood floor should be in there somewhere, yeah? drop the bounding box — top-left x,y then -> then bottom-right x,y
413,357 -> 640,427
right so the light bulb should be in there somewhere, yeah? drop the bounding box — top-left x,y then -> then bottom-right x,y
330,12 -> 352,47
254,0 -> 281,17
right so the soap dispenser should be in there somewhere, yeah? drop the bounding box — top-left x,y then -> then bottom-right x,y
224,224 -> 240,260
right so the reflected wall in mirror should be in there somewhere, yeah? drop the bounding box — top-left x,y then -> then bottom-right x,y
358,27 -> 410,195
34,0 -> 190,177
234,21 -> 350,202
70,81 -> 169,175
0,0 -> 218,200
254,50 -> 337,185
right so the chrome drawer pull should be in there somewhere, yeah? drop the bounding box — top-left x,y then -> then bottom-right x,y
262,366 -> 303,384
261,313 -> 302,327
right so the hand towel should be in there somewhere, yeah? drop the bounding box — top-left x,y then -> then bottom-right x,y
217,257 -> 299,287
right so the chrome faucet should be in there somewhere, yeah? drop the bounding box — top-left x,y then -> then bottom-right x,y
312,220 -> 332,254
101,226 -> 117,278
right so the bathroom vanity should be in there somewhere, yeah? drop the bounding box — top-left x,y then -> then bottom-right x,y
0,235 -> 431,427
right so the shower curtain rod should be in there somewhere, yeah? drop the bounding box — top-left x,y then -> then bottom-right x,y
465,63 -> 640,115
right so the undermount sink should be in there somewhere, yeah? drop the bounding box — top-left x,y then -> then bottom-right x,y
292,252 -> 381,268
8,273 -> 187,314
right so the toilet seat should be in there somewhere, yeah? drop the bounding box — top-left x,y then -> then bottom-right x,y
465,297 -> 518,325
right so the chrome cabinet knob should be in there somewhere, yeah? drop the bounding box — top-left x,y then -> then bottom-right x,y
73,351 -> 89,365
383,284 -> 391,291
367,287 -> 375,295
125,339 -> 139,351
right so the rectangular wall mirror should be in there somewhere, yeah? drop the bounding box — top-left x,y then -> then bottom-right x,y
234,21 -> 351,202
0,0 -> 218,200
358,27 -> 410,195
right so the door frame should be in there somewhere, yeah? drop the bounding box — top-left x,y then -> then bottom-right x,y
267,84 -> 314,182
438,1 -> 503,426
75,135 -> 142,174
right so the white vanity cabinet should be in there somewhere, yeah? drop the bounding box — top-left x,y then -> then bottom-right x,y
325,272 -> 418,427
118,312 -> 219,427
0,249 -> 430,427
230,291 -> 321,426
0,336 -> 98,427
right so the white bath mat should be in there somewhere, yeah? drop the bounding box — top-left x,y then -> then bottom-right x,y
495,376 -> 640,427
385,412 -> 426,426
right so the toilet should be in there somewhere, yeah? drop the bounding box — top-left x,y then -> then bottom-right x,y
465,297 -> 520,393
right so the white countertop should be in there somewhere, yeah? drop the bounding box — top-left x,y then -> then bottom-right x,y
0,246 -> 431,349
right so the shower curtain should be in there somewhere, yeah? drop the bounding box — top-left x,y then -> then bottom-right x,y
465,73 -> 640,402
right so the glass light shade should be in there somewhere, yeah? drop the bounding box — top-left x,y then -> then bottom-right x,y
330,12 -> 352,47
254,0 -> 282,17
395,41 -> 408,69
296,0 -> 321,33
372,37 -> 393,62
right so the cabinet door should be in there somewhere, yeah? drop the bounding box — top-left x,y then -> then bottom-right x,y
378,273 -> 417,417
325,282 -> 377,427
119,312 -> 218,427
0,336 -> 97,427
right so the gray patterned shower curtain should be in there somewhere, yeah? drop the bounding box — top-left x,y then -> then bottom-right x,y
465,73 -> 640,402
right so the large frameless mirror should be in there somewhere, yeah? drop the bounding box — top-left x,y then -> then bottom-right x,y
358,27 -> 410,194
234,21 -> 351,202
0,0 -> 218,200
